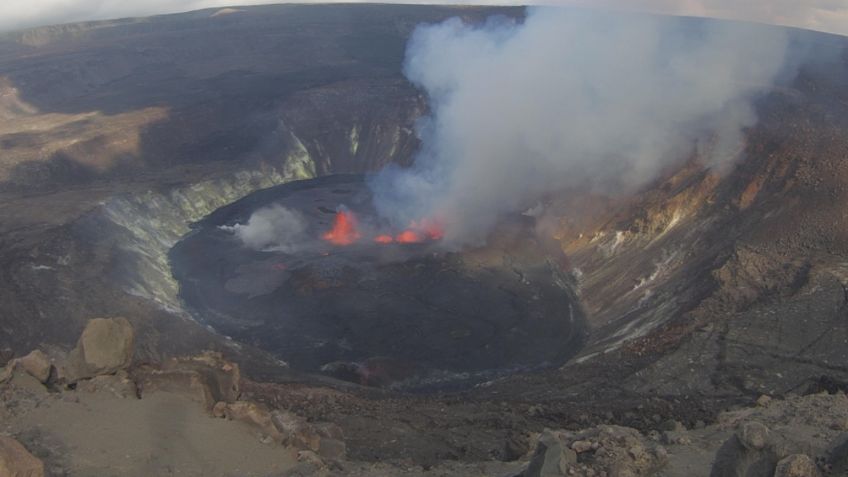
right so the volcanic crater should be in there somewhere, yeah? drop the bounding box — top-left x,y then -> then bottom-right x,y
171,175 -> 586,388
2,5 -> 848,475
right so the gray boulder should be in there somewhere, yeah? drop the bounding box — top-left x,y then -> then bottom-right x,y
525,430 -> 577,477
711,421 -> 780,477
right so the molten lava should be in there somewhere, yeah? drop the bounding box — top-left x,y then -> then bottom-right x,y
395,230 -> 423,244
413,218 -> 445,241
322,208 -> 445,246
374,234 -> 394,244
322,210 -> 361,246
394,218 -> 445,244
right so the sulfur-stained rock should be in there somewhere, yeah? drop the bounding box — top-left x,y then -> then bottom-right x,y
0,436 -> 45,477
65,318 -> 134,382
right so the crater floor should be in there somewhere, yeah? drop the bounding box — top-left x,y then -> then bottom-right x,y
170,175 -> 586,388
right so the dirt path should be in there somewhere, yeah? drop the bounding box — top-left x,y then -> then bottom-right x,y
4,375 -> 297,476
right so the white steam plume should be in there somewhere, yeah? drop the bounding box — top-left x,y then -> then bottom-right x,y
220,204 -> 307,252
369,8 -> 790,246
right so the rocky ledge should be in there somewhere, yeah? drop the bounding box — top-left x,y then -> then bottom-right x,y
1,316 -> 847,476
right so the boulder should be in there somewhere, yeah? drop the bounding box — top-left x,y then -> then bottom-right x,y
828,432 -> 848,474
17,351 -> 52,384
317,438 -> 346,461
296,449 -> 325,468
571,440 -> 594,453
223,401 -> 283,443
65,318 -> 134,382
756,395 -> 773,407
738,421 -> 771,451
658,419 -> 686,432
504,431 -> 533,461
661,431 -> 692,446
212,401 -> 228,418
0,348 -> 13,367
525,430 -> 576,477
0,362 -> 13,385
525,425 -> 668,477
0,436 -> 44,477
271,410 -> 322,451
710,434 -> 780,477
774,454 -> 819,477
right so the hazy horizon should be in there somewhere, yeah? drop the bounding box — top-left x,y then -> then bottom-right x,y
0,0 -> 846,37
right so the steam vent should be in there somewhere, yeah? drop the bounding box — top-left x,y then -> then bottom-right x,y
171,175 -> 586,388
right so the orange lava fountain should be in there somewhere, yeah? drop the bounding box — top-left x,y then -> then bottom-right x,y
322,210 -> 361,246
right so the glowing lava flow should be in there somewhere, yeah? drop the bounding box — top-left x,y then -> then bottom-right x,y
395,230 -> 423,244
322,209 -> 444,246
322,210 -> 361,246
413,218 -> 445,241
374,234 -> 394,244
394,218 -> 445,244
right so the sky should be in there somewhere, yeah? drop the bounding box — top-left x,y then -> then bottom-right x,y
0,0 -> 846,36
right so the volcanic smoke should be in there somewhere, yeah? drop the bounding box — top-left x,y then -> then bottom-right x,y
368,8 -> 791,246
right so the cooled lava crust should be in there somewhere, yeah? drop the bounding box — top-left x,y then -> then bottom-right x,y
171,175 -> 586,388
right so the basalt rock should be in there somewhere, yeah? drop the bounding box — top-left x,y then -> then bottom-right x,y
525,430 -> 577,477
711,422 -> 782,477
525,426 -> 666,477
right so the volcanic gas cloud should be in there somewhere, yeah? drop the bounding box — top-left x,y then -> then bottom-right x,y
368,7 -> 792,247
